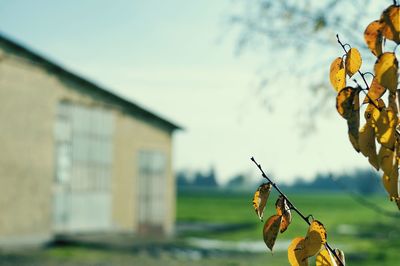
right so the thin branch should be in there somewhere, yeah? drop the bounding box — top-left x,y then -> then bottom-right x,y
251,157 -> 345,266
336,34 -> 400,138
336,34 -> 380,110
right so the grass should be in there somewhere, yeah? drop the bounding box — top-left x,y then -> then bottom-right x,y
1,190 -> 399,265
177,189 -> 400,265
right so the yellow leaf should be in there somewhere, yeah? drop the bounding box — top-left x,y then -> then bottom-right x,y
378,145 -> 395,176
263,214 -> 282,252
345,48 -> 362,77
334,249 -> 346,266
336,87 -> 360,119
359,123 -> 379,170
303,220 -> 327,259
380,5 -> 400,43
364,20 -> 383,57
364,100 -> 384,127
329,58 -> 345,92
252,183 -> 272,221
288,237 -> 308,266
381,153 -> 399,201
374,52 -> 398,93
364,78 -> 386,103
316,248 -> 336,266
275,196 -> 292,233
375,108 -> 397,150
382,170 -> 399,202
336,87 -> 361,152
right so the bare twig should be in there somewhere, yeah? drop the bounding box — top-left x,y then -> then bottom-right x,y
251,157 -> 344,266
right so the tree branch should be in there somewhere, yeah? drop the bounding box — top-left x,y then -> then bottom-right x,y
251,157 -> 345,266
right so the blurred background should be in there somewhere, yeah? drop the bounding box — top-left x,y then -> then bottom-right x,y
0,0 -> 399,265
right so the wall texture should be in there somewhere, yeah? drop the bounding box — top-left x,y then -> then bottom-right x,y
0,43 -> 175,245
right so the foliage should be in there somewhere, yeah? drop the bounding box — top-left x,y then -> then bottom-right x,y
251,158 -> 345,265
330,3 -> 400,209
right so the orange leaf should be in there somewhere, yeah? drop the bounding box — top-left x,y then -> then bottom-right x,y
364,78 -> 386,103
364,20 -> 383,57
380,5 -> 400,43
263,214 -> 283,252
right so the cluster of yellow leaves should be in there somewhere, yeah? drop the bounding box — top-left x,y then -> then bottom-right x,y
252,184 -> 293,251
330,4 -> 400,209
252,185 -> 344,265
252,186 -> 293,251
288,220 -> 345,266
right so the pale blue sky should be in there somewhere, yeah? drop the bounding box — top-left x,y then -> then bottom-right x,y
0,0 -> 378,184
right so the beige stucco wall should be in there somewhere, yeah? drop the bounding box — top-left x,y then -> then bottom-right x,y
113,112 -> 175,235
0,49 -> 57,243
0,45 -> 175,244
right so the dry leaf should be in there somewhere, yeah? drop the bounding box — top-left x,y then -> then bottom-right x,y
380,5 -> 400,43
359,123 -> 379,170
316,248 -> 337,266
374,52 -> 398,93
263,214 -> 283,252
275,195 -> 292,233
288,237 -> 308,266
364,20 -> 383,57
303,220 -> 327,259
252,182 -> 272,221
329,58 -> 346,92
345,48 -> 362,77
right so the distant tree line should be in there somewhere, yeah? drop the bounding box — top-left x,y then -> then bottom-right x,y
176,167 -> 218,190
282,169 -> 384,195
177,168 -> 384,195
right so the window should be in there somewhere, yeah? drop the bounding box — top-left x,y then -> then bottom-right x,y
55,102 -> 114,192
137,151 -> 167,225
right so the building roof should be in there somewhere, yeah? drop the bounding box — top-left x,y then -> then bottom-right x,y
0,33 -> 181,130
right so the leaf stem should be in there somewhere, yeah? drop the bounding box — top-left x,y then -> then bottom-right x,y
336,34 -> 400,138
251,157 -> 345,266
336,34 -> 381,111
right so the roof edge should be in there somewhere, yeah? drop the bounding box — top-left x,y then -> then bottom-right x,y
0,32 -> 182,130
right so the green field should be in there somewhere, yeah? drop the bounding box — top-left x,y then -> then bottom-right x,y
1,191 -> 399,266
177,190 -> 400,265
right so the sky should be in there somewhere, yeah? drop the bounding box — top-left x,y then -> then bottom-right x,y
0,0 -> 382,184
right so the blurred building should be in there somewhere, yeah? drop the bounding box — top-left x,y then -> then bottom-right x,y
0,34 -> 180,246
